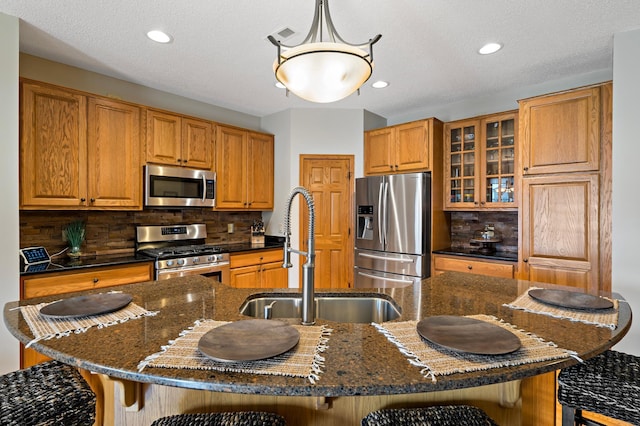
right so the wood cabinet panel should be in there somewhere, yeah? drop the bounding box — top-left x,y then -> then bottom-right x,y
230,249 -> 286,288
363,119 -> 432,175
146,110 -> 213,169
520,173 -> 599,293
433,255 -> 514,278
215,126 -> 274,210
20,82 -> 87,208
247,132 -> 274,209
146,110 -> 182,166
21,263 -> 153,299
395,120 -> 431,172
520,87 -> 600,175
363,128 -> 394,174
182,117 -> 213,169
216,125 -> 247,209
87,97 -> 141,208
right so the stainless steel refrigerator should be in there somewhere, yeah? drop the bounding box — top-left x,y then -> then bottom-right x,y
354,172 -> 431,288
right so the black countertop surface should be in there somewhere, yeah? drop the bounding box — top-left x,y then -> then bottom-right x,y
20,238 -> 285,276
433,247 -> 518,262
4,273 -> 631,397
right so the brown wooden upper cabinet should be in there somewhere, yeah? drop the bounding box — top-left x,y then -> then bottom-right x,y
444,112 -> 517,210
215,125 -> 274,210
145,109 -> 213,170
520,87 -> 601,175
518,82 -> 612,294
364,119 -> 433,175
20,80 -> 142,210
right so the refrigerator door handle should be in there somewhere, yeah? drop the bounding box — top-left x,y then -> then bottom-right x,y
357,252 -> 415,264
382,181 -> 389,246
377,181 -> 384,246
357,271 -> 414,285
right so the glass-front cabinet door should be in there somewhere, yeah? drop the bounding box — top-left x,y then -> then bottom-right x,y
444,119 -> 479,209
444,112 -> 517,210
481,113 -> 517,208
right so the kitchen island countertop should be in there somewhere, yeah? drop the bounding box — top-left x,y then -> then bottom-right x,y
3,272 -> 630,397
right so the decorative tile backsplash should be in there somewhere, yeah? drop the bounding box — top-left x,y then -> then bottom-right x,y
449,211 -> 518,253
19,209 -> 263,256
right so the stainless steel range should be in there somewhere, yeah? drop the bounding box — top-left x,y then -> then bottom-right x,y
136,224 -> 230,282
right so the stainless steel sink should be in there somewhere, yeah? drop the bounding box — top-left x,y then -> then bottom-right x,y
239,293 -> 401,323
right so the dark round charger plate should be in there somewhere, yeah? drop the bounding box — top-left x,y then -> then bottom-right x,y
198,319 -> 300,362
39,293 -> 133,318
417,315 -> 521,355
528,288 -> 614,310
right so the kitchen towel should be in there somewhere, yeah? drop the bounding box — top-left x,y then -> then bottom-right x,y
18,299 -> 157,348
138,320 -> 332,384
373,315 -> 576,382
503,288 -> 619,330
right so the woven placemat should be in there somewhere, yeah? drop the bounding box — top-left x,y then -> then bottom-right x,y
503,288 -> 619,330
18,296 -> 157,348
373,315 -> 575,382
138,320 -> 332,384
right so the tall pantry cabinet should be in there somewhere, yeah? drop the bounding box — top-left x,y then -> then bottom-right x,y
517,82 -> 612,294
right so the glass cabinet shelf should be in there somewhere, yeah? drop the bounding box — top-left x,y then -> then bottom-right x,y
444,112 -> 517,209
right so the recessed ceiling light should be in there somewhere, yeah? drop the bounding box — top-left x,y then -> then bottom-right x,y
478,42 -> 502,55
147,30 -> 172,44
275,82 -> 286,89
372,81 -> 389,89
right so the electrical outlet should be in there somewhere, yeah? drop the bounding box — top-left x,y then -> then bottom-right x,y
227,223 -> 234,234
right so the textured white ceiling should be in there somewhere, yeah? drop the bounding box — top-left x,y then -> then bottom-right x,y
2,0 -> 640,121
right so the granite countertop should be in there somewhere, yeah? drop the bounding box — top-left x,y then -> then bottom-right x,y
3,273 -> 631,397
433,247 -> 518,262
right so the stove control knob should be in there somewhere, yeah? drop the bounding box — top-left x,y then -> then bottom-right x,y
166,260 -> 174,267
193,257 -> 199,264
177,259 -> 185,266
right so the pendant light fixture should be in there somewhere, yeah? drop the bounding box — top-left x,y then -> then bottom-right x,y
268,0 -> 381,103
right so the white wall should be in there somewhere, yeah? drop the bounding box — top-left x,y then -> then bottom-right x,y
0,12 -> 21,372
611,28 -> 640,356
261,108 -> 365,287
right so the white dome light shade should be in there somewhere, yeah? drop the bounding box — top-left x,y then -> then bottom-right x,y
274,42 -> 373,103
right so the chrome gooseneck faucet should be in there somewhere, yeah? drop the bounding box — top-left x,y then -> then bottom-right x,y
283,187 -> 316,325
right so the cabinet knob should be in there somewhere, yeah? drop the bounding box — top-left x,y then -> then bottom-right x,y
523,166 -> 529,172
80,198 -> 86,202
467,265 -> 473,270
523,258 -> 528,263
183,160 -> 187,164
480,201 -> 485,205
93,278 -> 99,283
90,198 -> 95,203
177,159 -> 182,163
474,201 -> 479,205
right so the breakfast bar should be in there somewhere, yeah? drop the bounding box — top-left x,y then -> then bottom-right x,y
3,273 -> 632,425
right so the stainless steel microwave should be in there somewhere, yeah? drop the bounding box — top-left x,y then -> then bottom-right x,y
144,164 -> 215,208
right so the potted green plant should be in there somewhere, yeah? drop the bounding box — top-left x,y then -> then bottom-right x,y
65,220 -> 85,258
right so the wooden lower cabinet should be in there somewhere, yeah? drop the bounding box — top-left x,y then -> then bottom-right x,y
433,254 -> 515,278
20,262 -> 153,368
519,173 -> 600,293
230,249 -> 288,288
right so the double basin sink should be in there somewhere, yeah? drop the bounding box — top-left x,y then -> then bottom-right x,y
240,293 -> 401,323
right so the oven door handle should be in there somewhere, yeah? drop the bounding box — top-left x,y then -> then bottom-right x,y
156,262 -> 229,279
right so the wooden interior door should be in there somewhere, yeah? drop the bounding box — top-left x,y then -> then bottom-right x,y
300,155 -> 354,289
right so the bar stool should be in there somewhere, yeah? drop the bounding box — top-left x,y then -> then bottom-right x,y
558,350 -> 640,425
361,405 -> 498,425
0,360 -> 96,425
151,412 -> 287,426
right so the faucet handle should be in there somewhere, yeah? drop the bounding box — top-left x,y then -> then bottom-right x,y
264,301 -> 277,319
